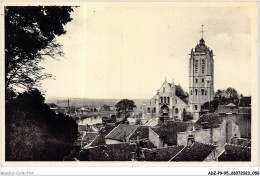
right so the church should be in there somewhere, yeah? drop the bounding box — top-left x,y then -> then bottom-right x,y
143,27 -> 214,121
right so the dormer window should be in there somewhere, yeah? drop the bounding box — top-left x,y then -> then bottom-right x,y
163,87 -> 165,93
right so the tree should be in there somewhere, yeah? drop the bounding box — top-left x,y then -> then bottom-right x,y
214,87 -> 239,105
102,104 -> 110,111
5,89 -> 78,161
182,109 -> 193,121
5,6 -> 74,93
115,99 -> 136,117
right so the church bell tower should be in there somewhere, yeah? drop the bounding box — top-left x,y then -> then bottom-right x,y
189,25 -> 214,119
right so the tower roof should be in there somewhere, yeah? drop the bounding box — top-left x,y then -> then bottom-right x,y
195,38 -> 209,52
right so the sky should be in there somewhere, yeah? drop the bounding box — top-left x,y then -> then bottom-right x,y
40,2 -> 255,99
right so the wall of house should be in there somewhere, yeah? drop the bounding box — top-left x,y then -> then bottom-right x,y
105,139 -> 121,145
149,128 -> 163,148
174,97 -> 188,121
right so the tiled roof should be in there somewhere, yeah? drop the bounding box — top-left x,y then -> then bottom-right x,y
47,103 -> 59,108
195,114 -> 224,129
239,97 -> 251,107
82,132 -> 98,142
171,142 -> 216,161
143,146 -> 184,161
129,126 -> 149,140
229,137 -> 249,146
90,125 -> 116,146
218,144 -> 251,161
214,105 -> 237,114
79,143 -> 137,161
151,121 -> 193,145
105,124 -> 138,141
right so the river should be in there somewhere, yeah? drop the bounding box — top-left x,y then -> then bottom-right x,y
77,116 -> 137,126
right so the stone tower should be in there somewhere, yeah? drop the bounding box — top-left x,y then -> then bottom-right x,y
189,36 -> 214,119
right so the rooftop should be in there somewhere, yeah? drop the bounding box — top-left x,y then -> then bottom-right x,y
90,125 -> 116,147
171,142 -> 216,161
143,146 -> 184,161
195,114 -> 224,129
79,143 -> 137,161
105,124 -> 138,141
129,126 -> 149,141
214,105 -> 237,114
152,121 -> 193,145
218,144 -> 251,161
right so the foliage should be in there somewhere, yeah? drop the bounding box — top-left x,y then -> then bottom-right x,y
182,109 -> 193,121
5,6 -> 74,93
5,89 -> 78,161
214,87 -> 239,105
201,87 -> 239,112
102,104 -> 111,111
115,99 -> 136,117
135,117 -> 142,125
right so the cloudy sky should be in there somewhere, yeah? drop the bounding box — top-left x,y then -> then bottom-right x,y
40,2 -> 256,99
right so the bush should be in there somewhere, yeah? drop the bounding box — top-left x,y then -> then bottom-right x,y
5,89 -> 78,161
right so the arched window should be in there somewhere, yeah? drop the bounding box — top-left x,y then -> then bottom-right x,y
164,97 -> 166,103
202,78 -> 204,83
195,60 -> 198,73
195,79 -> 198,83
205,89 -> 207,95
195,89 -> 198,95
190,90 -> 192,95
195,105 -> 198,110
163,87 -> 165,93
160,97 -> 163,103
167,97 -> 170,104
147,108 -> 150,113
175,108 -> 179,114
175,99 -> 177,104
201,89 -> 204,95
202,59 -> 205,74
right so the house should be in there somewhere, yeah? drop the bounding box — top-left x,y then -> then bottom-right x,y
229,136 -> 251,147
79,143 -> 137,161
149,121 -> 193,148
143,146 -> 184,161
90,125 -> 116,147
218,144 -> 251,161
238,96 -> 251,107
129,126 -> 149,141
177,114 -> 240,154
170,142 -> 217,162
105,124 -> 138,144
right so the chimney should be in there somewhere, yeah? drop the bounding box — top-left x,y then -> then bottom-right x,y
233,134 -> 238,145
187,134 -> 195,147
137,131 -> 140,146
